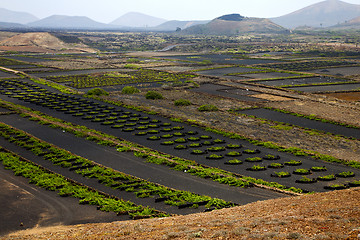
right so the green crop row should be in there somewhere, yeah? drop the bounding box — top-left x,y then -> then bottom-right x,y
279,81 -> 355,88
0,122 -> 234,210
0,149 -> 166,219
45,69 -> 196,89
0,57 -> 24,66
0,99 -> 304,194
261,60 -> 356,71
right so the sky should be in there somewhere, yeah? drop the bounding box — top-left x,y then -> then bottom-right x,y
2,0 -> 360,23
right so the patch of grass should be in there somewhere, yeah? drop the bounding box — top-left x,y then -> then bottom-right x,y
272,171 -> 291,178
86,88 -> 109,96
336,171 -> 355,178
293,168 -> 311,175
270,124 -> 293,130
268,163 -> 284,168
145,91 -> 163,100
317,174 -> 336,181
122,86 -> 140,94
284,160 -> 302,166
198,104 -> 218,112
245,157 -> 262,162
311,166 -> 327,172
174,99 -> 192,106
225,159 -> 243,165
247,165 -> 267,171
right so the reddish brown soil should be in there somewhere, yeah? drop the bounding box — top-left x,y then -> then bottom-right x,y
322,92 -> 360,101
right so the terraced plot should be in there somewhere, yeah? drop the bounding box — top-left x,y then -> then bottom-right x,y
240,108 -> 360,139
309,66 -> 360,76
5,56 -> 56,63
0,57 -> 25,66
322,91 -> 360,101
261,60 -> 357,71
288,83 -> 360,93
32,68 -> 129,78
0,162 -> 123,236
196,66 -> 266,76
253,76 -> 351,87
195,66 -> 302,81
159,54 -> 278,65
0,123 -> 242,217
191,83 -> 266,102
236,72 -> 300,80
0,70 -> 17,79
4,64 -> 38,69
42,69 -> 195,89
0,115 -> 281,205
1,78 -> 359,194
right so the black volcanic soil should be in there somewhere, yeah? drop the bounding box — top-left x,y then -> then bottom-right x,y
0,164 -> 121,236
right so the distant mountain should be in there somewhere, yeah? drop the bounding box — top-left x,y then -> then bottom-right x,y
183,14 -> 288,35
0,8 -> 39,24
110,12 -> 167,28
153,20 -> 210,31
271,0 -> 360,29
27,15 -> 115,30
0,22 -> 29,30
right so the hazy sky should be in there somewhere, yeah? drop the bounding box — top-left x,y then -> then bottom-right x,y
2,0 -> 360,23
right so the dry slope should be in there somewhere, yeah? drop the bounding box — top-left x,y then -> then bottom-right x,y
3,188 -> 360,239
0,32 -> 95,53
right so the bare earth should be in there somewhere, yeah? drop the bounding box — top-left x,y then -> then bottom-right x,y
0,32 -> 96,53
4,188 -> 360,240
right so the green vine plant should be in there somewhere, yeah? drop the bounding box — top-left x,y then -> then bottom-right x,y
0,124 -> 235,211
0,149 -> 167,219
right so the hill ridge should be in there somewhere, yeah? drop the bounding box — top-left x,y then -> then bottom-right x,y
183,14 -> 288,35
271,0 -> 360,29
27,15 -> 114,30
110,12 -> 167,28
0,8 -> 39,24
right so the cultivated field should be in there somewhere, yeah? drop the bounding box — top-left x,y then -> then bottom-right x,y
0,31 -> 360,239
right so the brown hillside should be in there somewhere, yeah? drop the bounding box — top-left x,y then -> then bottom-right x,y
3,188 -> 360,239
209,18 -> 286,34
184,17 -> 288,35
348,16 -> 360,24
329,16 -> 360,30
0,32 -> 95,53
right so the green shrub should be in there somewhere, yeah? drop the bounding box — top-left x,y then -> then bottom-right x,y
121,86 -> 140,94
124,64 -> 140,69
199,60 -> 212,65
86,88 -> 109,96
198,104 -> 218,112
145,91 -> 163,100
126,58 -> 140,63
174,99 -> 192,106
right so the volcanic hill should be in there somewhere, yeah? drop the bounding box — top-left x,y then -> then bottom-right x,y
183,14 -> 288,35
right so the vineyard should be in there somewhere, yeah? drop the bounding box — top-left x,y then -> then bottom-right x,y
0,123 -> 235,215
0,28 -> 360,239
1,78 -> 359,195
261,60 -> 357,71
45,69 -> 196,88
